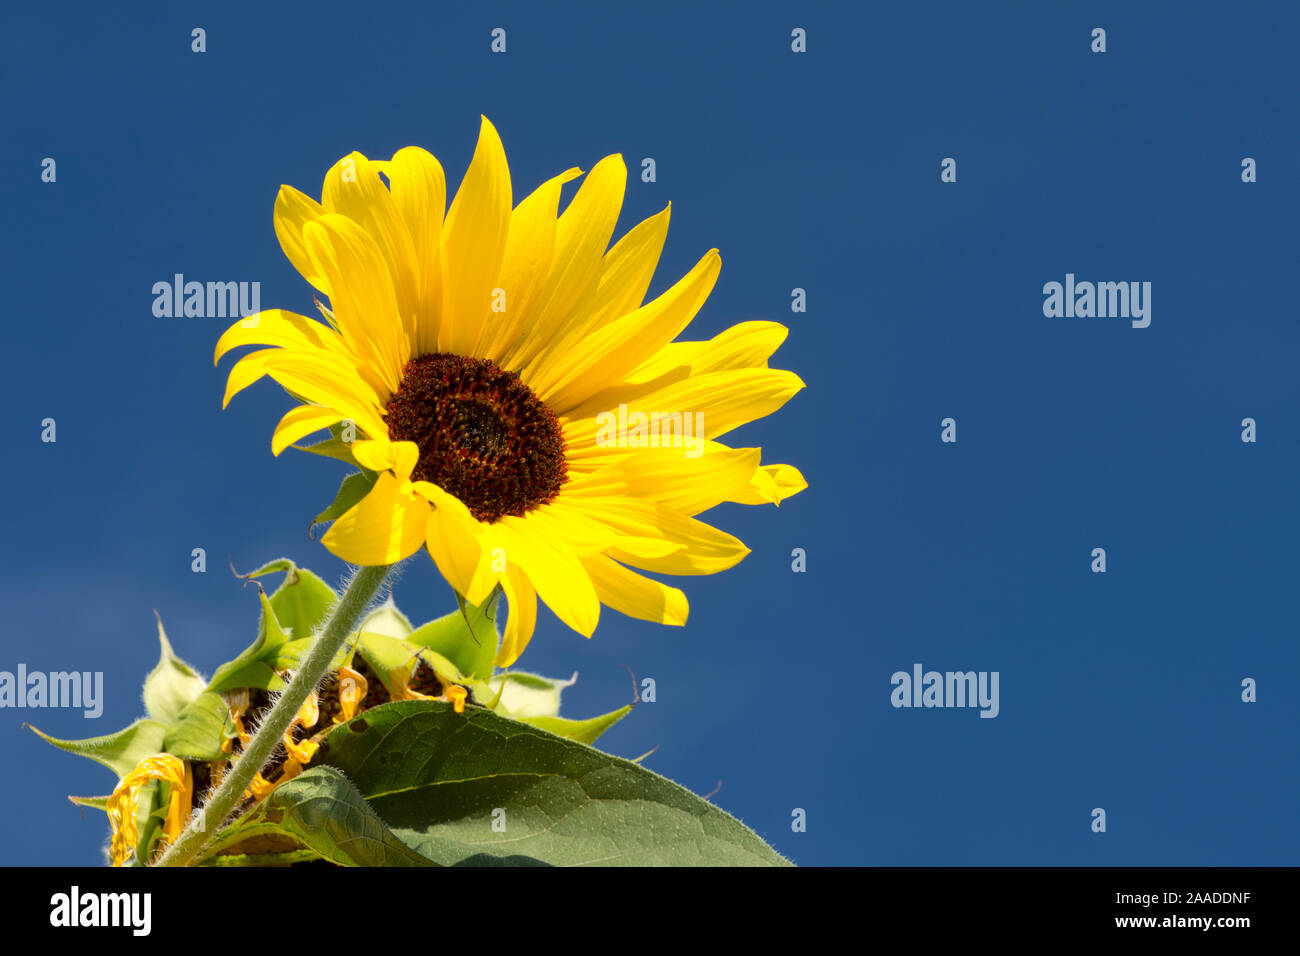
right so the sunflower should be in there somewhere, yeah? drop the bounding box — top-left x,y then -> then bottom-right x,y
216,117 -> 806,666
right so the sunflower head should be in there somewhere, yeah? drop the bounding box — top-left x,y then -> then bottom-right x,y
217,117 -> 806,666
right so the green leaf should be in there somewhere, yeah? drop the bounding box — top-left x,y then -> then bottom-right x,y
313,700 -> 790,867
142,614 -> 207,724
29,718 -> 168,778
484,670 -> 576,719
406,593 -> 500,683
163,691 -> 233,761
199,850 -> 320,867
518,705 -> 633,746
198,766 -> 437,867
310,472 -> 377,532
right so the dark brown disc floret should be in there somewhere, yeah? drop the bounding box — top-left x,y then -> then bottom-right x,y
382,353 -> 567,523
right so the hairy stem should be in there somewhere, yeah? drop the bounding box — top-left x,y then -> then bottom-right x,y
154,563 -> 391,867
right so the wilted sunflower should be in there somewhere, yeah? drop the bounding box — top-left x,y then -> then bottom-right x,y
217,117 -> 805,666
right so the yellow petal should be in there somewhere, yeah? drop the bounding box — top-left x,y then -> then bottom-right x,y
514,154 -> 628,374
482,166 -> 583,362
248,773 -> 276,801
545,506 -> 682,559
494,562 -> 537,667
581,203 -> 671,331
605,444 -> 764,515
321,151 -> 421,354
303,213 -> 409,397
556,465 -> 629,498
440,116 -> 512,356
273,185 -> 330,294
562,497 -> 750,576
562,367 -> 804,454
732,462 -> 809,506
271,404 -> 349,456
162,760 -> 194,845
562,320 -> 793,423
351,438 -> 419,479
627,320 -> 790,384
536,249 -> 721,413
548,483 -> 684,557
443,685 -> 468,714
107,754 -> 187,866
519,500 -> 618,556
381,147 -> 448,354
336,664 -> 368,722
320,472 -> 429,566
582,554 -> 689,626
493,518 -> 601,637
213,308 -> 348,366
222,347 -> 388,439
415,482 -> 496,603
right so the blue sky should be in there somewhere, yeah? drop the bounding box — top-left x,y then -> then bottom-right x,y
2,2 -> 1297,865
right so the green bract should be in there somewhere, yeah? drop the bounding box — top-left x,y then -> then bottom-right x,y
32,559 -> 787,867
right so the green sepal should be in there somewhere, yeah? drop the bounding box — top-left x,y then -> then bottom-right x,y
131,780 -> 168,867
29,718 -> 168,778
142,614 -> 208,724
67,794 -> 110,813
483,670 -> 576,719
163,691 -> 235,762
518,705 -> 633,746
294,436 -> 360,465
244,559 -> 339,640
352,633 -> 418,699
406,591 -> 500,683
310,472 -> 377,531
207,590 -> 293,693
350,613 -> 474,701
349,604 -> 418,697
356,602 -> 413,640
293,422 -> 371,468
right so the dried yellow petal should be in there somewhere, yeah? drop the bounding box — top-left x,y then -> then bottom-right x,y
106,754 -> 187,867
443,685 -> 468,714
337,665 -> 368,721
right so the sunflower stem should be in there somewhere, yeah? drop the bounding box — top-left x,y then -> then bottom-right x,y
154,563 -> 392,867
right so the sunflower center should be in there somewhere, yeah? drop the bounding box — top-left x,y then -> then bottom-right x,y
383,353 -> 567,523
